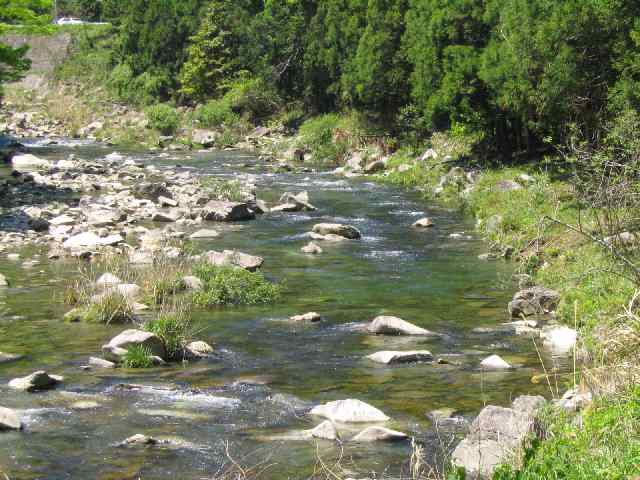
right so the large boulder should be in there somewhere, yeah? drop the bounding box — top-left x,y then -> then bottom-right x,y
203,250 -> 264,272
0,407 -> 22,431
202,200 -> 256,222
312,223 -> 361,240
102,329 -> 166,361
63,232 -> 123,250
367,316 -> 436,336
8,371 -> 63,392
452,395 -> 545,479
367,350 -> 433,365
508,286 -> 561,318
311,399 -> 389,423
274,191 -> 316,212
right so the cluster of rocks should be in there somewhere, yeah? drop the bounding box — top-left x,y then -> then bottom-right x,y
0,110 -> 67,139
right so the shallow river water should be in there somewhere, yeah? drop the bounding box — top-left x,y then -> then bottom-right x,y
0,143 -> 559,479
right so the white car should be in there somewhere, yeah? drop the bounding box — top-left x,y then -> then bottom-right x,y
55,17 -> 84,25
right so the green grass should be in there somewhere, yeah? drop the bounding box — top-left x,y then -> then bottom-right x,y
192,264 -> 281,306
199,178 -> 246,202
144,310 -> 192,361
122,345 -> 155,369
144,275 -> 186,305
64,291 -> 134,324
494,387 -> 640,479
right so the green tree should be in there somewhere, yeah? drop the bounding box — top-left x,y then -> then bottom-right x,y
0,0 -> 53,24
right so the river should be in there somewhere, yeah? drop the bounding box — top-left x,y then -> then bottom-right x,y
0,142 -> 557,479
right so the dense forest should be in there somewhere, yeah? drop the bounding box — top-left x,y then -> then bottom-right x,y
3,0 -> 640,159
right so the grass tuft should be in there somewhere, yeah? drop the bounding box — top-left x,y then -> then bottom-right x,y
192,264 -> 281,306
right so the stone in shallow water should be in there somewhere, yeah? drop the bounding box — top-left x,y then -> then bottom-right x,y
0,406 -> 23,431
0,352 -> 23,364
102,329 -> 166,361
508,286 -> 560,318
8,371 -> 63,392
310,420 -> 339,440
367,316 -> 436,336
412,217 -> 434,228
117,434 -> 166,447
289,312 -> 322,323
351,426 -> 408,442
89,357 -> 116,369
189,229 -> 220,239
310,399 -> 389,423
301,242 -> 323,254
367,350 -> 433,365
312,223 -> 361,240
204,250 -> 264,271
480,355 -> 512,370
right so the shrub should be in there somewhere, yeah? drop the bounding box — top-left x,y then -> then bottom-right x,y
144,310 -> 192,361
122,345 -> 154,369
200,178 -> 246,202
192,264 -> 281,306
223,77 -> 280,122
144,275 -> 186,305
145,103 -> 180,135
196,98 -> 239,128
297,113 -> 363,165
66,291 -> 135,324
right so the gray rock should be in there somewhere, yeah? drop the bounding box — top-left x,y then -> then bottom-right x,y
364,159 -> 386,174
192,129 -> 219,148
277,191 -> 316,211
452,396 -> 545,479
508,286 -> 561,318
63,232 -> 123,250
0,407 -> 23,431
87,209 -> 125,227
185,341 -> 214,358
290,312 -> 322,323
202,200 -> 255,222
554,388 -> 592,412
12,153 -> 51,170
151,210 -> 181,222
312,223 -> 361,240
89,357 -> 116,369
311,399 -> 389,423
9,371 -> 63,392
182,275 -> 204,291
118,434 -> 166,447
204,250 -> 264,271
352,426 -> 408,442
367,350 -> 433,365
132,182 -> 172,202
102,329 -> 166,361
367,316 -> 436,336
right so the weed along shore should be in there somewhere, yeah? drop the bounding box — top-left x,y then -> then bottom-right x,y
2,4 -> 640,478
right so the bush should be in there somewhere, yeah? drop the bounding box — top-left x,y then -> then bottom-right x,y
196,98 -> 239,128
297,114 -> 349,164
223,77 -> 280,122
122,345 -> 154,368
82,291 -> 134,324
144,275 -> 186,305
144,310 -> 192,361
199,178 -> 246,202
192,264 -> 281,306
145,103 -> 180,135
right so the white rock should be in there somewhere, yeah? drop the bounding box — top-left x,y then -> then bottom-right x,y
0,407 -> 22,431
367,350 -> 433,365
480,355 -> 512,370
0,273 -> 8,287
290,312 -> 322,323
8,371 -> 63,392
189,229 -> 220,239
96,273 -> 122,287
310,420 -> 339,440
12,154 -> 51,169
301,242 -> 323,254
367,316 -> 436,336
541,326 -> 577,354
49,214 -> 75,226
310,399 -> 389,423
412,218 -> 434,228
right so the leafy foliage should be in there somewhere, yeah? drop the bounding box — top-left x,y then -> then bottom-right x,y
144,310 -> 192,361
145,103 -> 180,135
192,264 -> 281,306
122,345 -> 154,369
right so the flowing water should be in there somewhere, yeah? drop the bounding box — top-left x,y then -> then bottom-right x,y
0,143 -> 561,479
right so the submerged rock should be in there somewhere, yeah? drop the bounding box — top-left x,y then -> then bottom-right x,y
117,434 -> 167,447
189,229 -> 220,239
289,312 -> 322,323
0,352 -> 23,364
351,426 -> 408,442
185,341 -> 214,358
508,286 -> 560,318
367,350 -> 433,365
301,242 -> 323,254
452,396 -> 545,479
311,399 -> 389,423
312,223 -> 361,240
8,371 -> 63,392
89,357 -> 116,369
367,316 -> 436,336
0,407 -> 23,431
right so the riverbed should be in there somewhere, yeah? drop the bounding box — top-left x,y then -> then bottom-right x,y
0,142 -> 559,479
